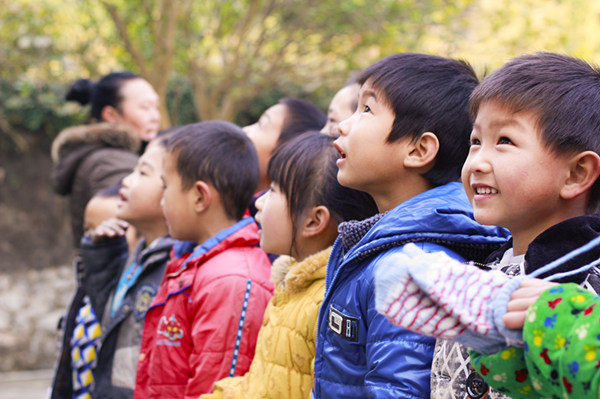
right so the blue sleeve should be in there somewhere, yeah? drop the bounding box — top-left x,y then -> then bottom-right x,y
365,261 -> 435,398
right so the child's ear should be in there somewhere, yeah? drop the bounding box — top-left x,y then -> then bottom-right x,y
404,132 -> 439,170
561,151 -> 600,200
101,105 -> 121,124
193,181 -> 212,213
300,205 -> 332,238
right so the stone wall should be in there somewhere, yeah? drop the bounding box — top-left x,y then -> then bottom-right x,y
0,265 -> 74,372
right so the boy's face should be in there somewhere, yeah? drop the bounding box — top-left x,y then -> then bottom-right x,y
462,101 -> 573,250
161,151 -> 197,241
334,81 -> 408,207
117,141 -> 166,227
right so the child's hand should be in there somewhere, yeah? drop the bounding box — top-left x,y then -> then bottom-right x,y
90,218 -> 129,242
503,279 -> 558,329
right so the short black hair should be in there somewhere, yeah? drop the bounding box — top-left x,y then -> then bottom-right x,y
268,132 -> 378,252
166,121 -> 259,220
470,52 -> 600,212
66,71 -> 140,121
359,53 -> 479,186
277,97 -> 327,147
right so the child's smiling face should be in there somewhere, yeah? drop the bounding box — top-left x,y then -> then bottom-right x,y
461,100 -> 574,254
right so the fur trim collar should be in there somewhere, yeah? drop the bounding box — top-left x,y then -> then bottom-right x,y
271,247 -> 331,294
51,123 -> 141,162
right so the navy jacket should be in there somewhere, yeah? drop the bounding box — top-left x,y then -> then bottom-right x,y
312,182 -> 510,399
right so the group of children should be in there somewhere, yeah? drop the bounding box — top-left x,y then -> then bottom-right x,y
50,50 -> 600,399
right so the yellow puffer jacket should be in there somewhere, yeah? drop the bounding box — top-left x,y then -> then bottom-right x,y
202,247 -> 329,399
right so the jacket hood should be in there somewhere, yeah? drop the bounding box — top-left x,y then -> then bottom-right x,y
271,247 -> 330,294
342,182 -> 510,264
51,122 -> 141,162
51,123 -> 141,195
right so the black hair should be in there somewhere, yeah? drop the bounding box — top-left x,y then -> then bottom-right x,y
267,131 -> 378,252
65,71 -> 140,121
165,121 -> 259,220
358,53 -> 479,186
277,97 -> 327,148
470,52 -> 600,212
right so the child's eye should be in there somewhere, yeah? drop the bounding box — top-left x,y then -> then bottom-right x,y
363,104 -> 372,113
470,138 -> 481,146
498,136 -> 513,145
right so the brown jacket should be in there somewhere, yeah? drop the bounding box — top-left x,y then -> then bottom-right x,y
51,123 -> 140,246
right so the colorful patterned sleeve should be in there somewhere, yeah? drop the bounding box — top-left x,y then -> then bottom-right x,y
470,283 -> 600,399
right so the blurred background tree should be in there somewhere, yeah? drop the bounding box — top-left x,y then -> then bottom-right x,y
4,0 -> 600,150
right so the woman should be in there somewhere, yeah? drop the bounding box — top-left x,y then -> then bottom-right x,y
52,72 -> 161,246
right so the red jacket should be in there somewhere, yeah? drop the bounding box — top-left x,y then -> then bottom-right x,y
134,218 -> 273,399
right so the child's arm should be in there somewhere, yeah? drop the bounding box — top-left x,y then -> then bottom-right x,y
374,244 -> 522,354
471,283 -> 600,399
80,219 -> 130,320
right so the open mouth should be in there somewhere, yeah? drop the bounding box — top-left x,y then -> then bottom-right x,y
333,142 -> 346,159
473,186 -> 498,195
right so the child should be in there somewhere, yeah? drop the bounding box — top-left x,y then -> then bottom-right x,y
311,53 -> 510,399
83,184 -> 141,254
133,121 -> 274,398
377,52 -> 600,399
50,132 -> 175,398
202,132 -> 378,399
243,97 -> 326,193
321,81 -> 360,137
374,242 -> 600,398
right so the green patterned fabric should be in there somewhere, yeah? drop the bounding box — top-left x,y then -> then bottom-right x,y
470,283 -> 600,399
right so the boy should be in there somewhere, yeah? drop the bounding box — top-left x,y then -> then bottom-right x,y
134,121 -> 274,398
312,53 -> 510,399
321,81 -> 360,137
427,52 -> 600,399
50,133 -> 175,399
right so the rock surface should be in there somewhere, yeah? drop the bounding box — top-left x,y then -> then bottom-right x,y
0,264 -> 74,372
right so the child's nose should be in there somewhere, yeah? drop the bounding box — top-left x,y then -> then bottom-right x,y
255,193 -> 265,212
121,172 -> 133,188
337,115 -> 353,137
466,149 -> 492,173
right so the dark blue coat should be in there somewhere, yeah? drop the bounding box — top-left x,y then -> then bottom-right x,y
312,182 -> 510,399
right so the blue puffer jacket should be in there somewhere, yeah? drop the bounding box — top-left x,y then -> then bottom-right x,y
312,182 -> 510,399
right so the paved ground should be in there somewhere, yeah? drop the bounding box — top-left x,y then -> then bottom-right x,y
0,369 -> 52,399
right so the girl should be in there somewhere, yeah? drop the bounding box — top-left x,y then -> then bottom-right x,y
203,132 -> 377,398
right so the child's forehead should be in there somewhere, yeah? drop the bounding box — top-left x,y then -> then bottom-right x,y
359,80 -> 393,107
474,100 -> 542,133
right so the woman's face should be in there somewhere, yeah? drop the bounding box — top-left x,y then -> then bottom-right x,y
243,103 -> 288,192
110,78 -> 161,141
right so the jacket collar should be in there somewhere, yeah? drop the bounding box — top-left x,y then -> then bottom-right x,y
271,247 -> 330,294
166,217 -> 259,275
336,183 -> 510,265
